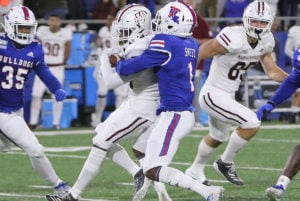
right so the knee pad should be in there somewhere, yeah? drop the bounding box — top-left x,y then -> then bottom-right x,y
106,143 -> 123,159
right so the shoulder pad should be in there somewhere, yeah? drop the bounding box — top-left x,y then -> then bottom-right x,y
216,26 -> 244,53
124,35 -> 153,58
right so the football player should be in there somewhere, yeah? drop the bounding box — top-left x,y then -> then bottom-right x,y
115,1 -> 224,201
29,14 -> 72,129
257,47 -> 300,201
185,0 -> 288,186
0,5 -> 69,197
45,4 -> 171,201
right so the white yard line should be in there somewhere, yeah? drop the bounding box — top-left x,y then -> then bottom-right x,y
0,192 -> 117,201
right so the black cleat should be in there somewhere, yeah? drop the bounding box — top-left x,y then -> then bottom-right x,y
45,193 -> 78,201
213,158 -> 244,185
132,169 -> 151,201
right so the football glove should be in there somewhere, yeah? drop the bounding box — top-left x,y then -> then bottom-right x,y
55,89 -> 66,101
256,101 -> 275,121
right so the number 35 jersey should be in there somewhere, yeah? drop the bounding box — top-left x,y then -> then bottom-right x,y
205,26 -> 275,94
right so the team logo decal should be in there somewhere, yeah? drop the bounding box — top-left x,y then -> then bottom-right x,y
168,6 -> 181,24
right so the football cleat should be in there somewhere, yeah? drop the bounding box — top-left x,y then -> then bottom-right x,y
213,158 -> 244,185
54,182 -> 70,198
265,184 -> 285,201
205,186 -> 224,201
45,194 -> 63,201
132,169 -> 151,201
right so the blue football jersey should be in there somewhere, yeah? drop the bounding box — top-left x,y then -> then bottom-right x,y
116,34 -> 199,113
0,34 -> 62,113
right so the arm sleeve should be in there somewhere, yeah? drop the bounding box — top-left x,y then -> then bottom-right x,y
116,49 -> 168,76
34,61 -> 63,94
270,70 -> 300,105
99,53 -> 130,89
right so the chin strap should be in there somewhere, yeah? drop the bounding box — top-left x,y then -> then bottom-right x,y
254,29 -> 262,40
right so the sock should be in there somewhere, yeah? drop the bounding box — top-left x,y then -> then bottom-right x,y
221,130 -> 247,163
53,101 -> 63,126
109,144 -> 140,177
187,139 -> 215,179
276,175 -> 291,190
153,181 -> 171,199
70,147 -> 107,199
30,155 -> 60,186
158,166 -> 212,199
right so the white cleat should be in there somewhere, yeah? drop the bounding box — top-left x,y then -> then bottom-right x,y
205,186 -> 224,201
265,185 -> 285,201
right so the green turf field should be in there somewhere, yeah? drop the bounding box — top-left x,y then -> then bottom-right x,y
0,124 -> 300,201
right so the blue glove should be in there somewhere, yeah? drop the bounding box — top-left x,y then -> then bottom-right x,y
256,101 -> 275,121
55,89 -> 66,101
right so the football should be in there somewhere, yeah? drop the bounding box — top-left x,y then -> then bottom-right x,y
109,55 -> 119,67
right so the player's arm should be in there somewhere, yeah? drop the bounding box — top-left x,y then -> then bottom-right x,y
284,29 -> 295,59
260,52 -> 288,82
34,60 -> 64,94
99,52 -> 130,89
64,40 -> 71,64
116,49 -> 168,76
198,39 -> 227,61
268,70 -> 300,106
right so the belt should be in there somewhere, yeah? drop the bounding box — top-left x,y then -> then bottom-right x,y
48,63 -> 64,67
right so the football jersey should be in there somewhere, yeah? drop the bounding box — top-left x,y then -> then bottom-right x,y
36,26 -> 72,65
205,26 -> 275,94
123,35 -> 159,101
0,34 -> 62,113
285,25 -> 300,58
116,34 -> 199,113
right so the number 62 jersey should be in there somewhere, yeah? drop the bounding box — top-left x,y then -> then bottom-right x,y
204,25 -> 275,94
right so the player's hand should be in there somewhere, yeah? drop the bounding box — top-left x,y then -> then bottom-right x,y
55,89 -> 67,101
109,54 -> 122,67
256,102 -> 275,120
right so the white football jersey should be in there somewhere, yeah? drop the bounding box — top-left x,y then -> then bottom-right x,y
204,26 -> 275,94
285,25 -> 300,59
123,35 -> 159,101
37,26 -> 73,65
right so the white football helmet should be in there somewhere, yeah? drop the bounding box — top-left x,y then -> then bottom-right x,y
243,0 -> 274,39
4,5 -> 37,45
111,4 -> 152,49
152,0 -> 197,37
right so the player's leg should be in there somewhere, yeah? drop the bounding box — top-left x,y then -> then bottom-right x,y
0,110 -> 69,197
266,144 -> 300,200
92,76 -> 108,127
143,111 -> 224,201
107,143 -> 141,178
288,91 -> 300,123
67,103 -> 152,200
185,117 -> 230,185
201,89 -> 261,185
0,131 -> 11,152
29,76 -> 46,128
51,67 -> 64,129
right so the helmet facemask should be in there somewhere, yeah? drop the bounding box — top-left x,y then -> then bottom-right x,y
4,6 -> 37,45
112,4 -> 152,52
243,1 -> 274,40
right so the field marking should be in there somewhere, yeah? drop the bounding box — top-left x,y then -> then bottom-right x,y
32,124 -> 300,136
0,192 -> 116,201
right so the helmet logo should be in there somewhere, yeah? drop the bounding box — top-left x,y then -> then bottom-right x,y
168,6 -> 181,24
21,6 -> 30,21
135,10 -> 147,23
257,1 -> 265,17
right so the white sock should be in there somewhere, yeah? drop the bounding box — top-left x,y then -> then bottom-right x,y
70,147 -> 107,199
158,166 -> 212,199
53,100 -> 63,126
153,181 -> 171,199
276,175 -> 290,190
30,155 -> 60,186
187,139 -> 215,178
221,130 -> 247,163
110,147 -> 140,177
